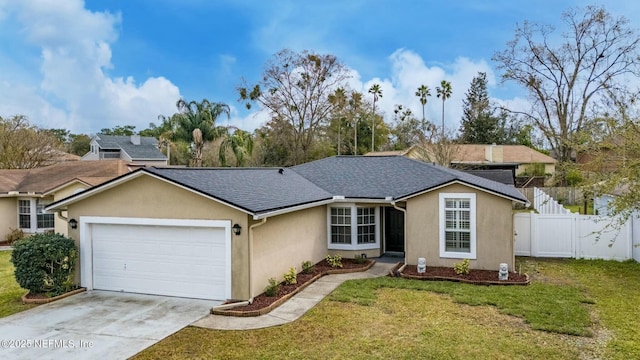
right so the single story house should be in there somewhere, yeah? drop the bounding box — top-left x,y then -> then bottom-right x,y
46,156 -> 528,302
82,134 -> 168,166
0,160 -> 133,240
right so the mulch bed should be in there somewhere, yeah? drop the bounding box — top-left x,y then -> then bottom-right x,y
219,259 -> 374,314
21,288 -> 86,304
400,264 -> 529,285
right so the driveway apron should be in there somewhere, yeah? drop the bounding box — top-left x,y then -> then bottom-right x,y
0,290 -> 218,360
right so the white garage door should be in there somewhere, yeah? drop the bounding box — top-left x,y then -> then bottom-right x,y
84,218 -> 231,300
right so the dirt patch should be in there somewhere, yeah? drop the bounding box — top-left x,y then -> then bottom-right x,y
401,264 -> 529,285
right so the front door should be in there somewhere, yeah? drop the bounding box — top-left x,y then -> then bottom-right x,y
385,207 -> 405,253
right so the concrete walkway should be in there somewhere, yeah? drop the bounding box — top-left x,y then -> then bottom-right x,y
0,246 -> 12,251
192,261 -> 397,330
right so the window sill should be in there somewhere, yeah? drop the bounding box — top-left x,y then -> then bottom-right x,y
329,243 -> 380,251
440,251 -> 476,260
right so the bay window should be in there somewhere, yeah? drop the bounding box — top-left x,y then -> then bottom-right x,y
328,205 -> 379,250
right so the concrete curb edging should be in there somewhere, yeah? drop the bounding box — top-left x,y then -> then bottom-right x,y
21,288 -> 87,304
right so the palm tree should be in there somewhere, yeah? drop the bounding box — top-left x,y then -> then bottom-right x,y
368,83 -> 382,152
436,80 -> 452,135
173,99 -> 230,167
350,91 -> 363,155
328,88 -> 348,155
219,128 -> 254,167
415,85 -> 431,133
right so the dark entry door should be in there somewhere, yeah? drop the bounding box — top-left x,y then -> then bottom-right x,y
385,207 -> 405,252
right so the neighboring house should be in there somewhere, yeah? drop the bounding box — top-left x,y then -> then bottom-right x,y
47,156 -> 528,302
453,144 -> 556,177
0,160 -> 132,240
368,144 -> 557,177
82,134 -> 167,166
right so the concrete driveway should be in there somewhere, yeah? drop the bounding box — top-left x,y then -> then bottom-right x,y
0,290 -> 218,360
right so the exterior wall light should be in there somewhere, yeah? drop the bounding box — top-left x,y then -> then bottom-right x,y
69,219 -> 78,229
232,223 -> 242,236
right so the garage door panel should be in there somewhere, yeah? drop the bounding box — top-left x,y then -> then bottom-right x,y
89,221 -> 229,300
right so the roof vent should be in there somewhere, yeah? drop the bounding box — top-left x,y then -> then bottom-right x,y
278,168 -> 284,174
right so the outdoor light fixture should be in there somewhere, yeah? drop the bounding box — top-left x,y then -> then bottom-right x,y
69,218 -> 78,229
232,223 -> 242,236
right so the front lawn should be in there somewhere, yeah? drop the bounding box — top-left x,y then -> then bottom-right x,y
134,258 -> 640,359
0,251 -> 37,318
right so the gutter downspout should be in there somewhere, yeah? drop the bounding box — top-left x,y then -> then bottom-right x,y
248,218 -> 267,303
56,210 -> 68,222
391,201 -> 407,266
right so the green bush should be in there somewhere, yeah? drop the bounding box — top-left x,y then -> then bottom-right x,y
454,259 -> 470,275
283,267 -> 297,285
11,233 -> 78,297
301,260 -> 314,274
326,254 -> 343,268
353,254 -> 367,264
264,277 -> 280,297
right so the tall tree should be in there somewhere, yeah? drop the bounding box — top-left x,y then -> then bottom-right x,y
436,80 -> 452,134
219,129 -> 254,167
0,115 -> 63,169
391,104 -> 423,149
169,99 -> 230,167
415,84 -> 431,133
328,87 -> 348,155
368,83 -> 383,152
99,125 -> 137,136
459,72 -> 503,144
493,5 -> 640,169
238,49 -> 350,165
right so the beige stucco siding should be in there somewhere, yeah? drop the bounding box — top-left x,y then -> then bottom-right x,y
52,183 -> 91,236
251,206 -> 326,297
0,197 -> 17,241
406,183 -> 514,270
66,174 -> 251,299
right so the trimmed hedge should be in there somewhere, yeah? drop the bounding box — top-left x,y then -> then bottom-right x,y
11,233 -> 78,297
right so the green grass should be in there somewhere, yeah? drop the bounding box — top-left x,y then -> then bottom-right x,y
0,251 -> 37,318
134,258 -> 640,360
329,275 -> 593,336
531,259 -> 640,359
564,204 -> 594,215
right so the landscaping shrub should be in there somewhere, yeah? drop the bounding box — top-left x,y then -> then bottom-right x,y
264,277 -> 279,297
353,254 -> 367,264
301,260 -> 314,274
283,267 -> 297,285
4,228 -> 24,245
325,254 -> 343,268
454,259 -> 470,275
11,233 -> 78,297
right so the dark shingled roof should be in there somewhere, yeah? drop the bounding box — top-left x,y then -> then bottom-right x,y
96,134 -> 166,160
49,156 -> 528,216
144,167 -> 333,214
462,170 -> 515,186
292,156 -> 526,201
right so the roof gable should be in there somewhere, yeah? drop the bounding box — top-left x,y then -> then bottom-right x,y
94,134 -> 166,160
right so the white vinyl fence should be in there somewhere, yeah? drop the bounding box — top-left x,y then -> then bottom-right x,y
532,187 -> 571,215
515,212 -> 640,262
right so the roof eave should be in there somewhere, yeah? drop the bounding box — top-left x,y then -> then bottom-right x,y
395,180 -> 528,204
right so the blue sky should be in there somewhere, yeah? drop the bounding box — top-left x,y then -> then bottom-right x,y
0,1 -> 638,135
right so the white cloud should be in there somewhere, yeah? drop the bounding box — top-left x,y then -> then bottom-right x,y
344,49 -> 498,133
0,0 -> 180,133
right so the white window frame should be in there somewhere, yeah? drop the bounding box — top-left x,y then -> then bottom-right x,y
439,193 -> 476,259
18,198 -> 55,233
327,204 -> 380,250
